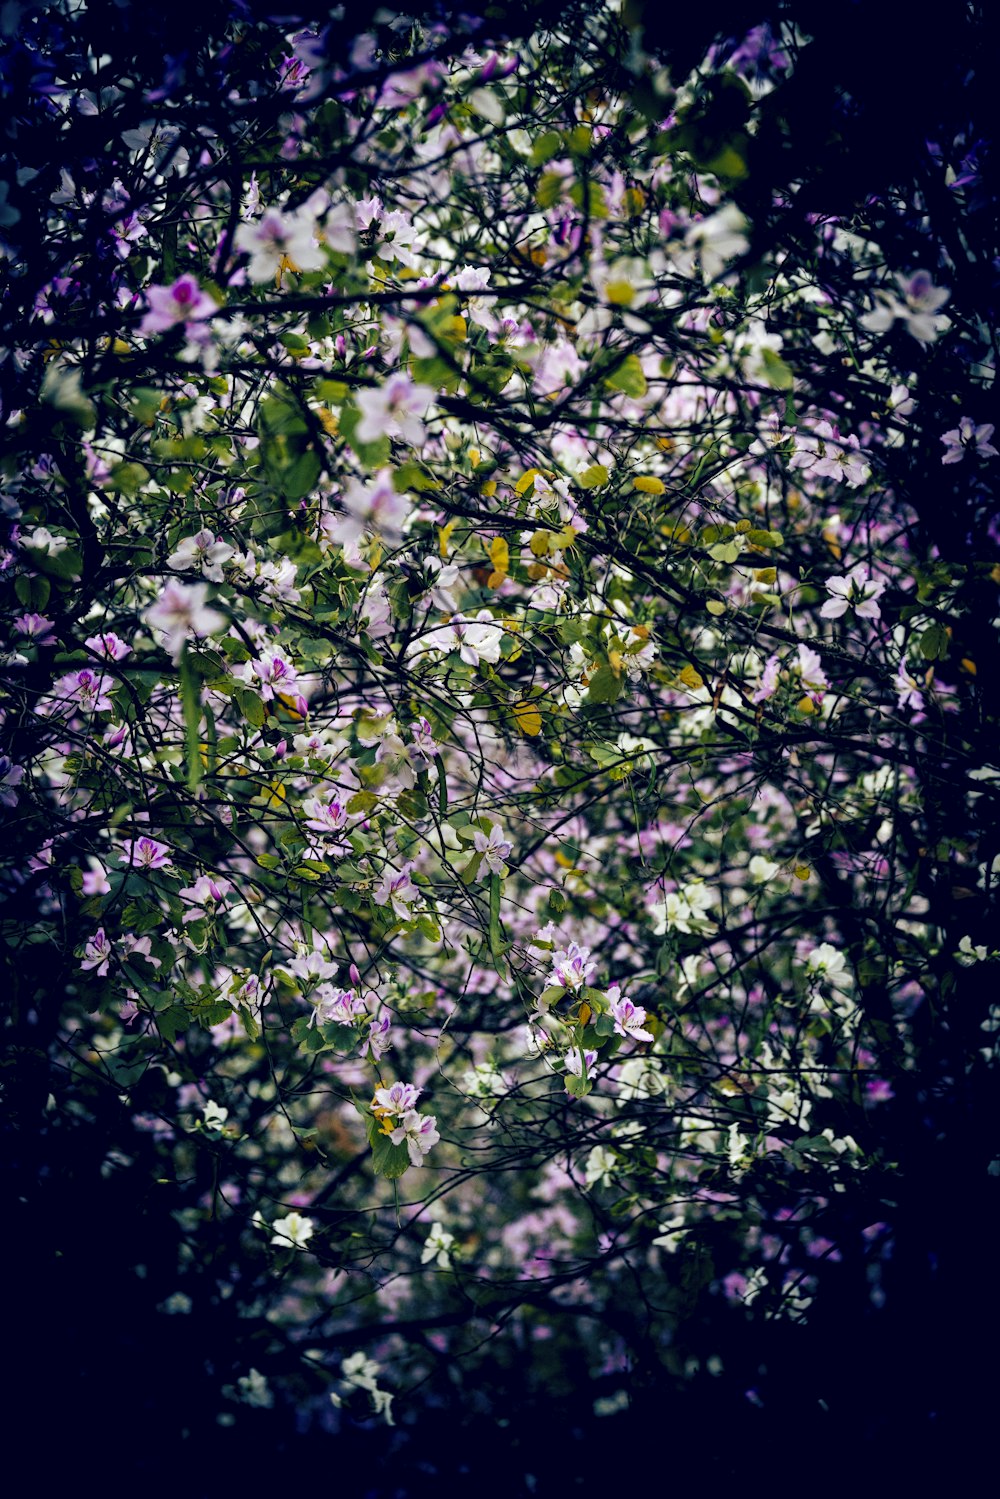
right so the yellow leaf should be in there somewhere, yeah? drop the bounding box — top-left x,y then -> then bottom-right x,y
317,406 -> 339,437
678,664 -> 704,690
439,518 -> 457,558
529,530 -> 552,557
578,464 -> 610,489
468,447 -> 481,468
513,701 -> 542,737
632,475 -> 665,495
796,695 -> 816,715
481,480 -> 497,497
605,280 -> 635,306
516,468 -> 543,495
793,864 -> 811,881
578,1003 -> 592,1027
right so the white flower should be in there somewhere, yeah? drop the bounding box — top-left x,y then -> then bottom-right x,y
583,1145 -> 617,1189
684,204 -> 749,281
748,854 -> 780,884
202,1099 -> 228,1128
270,1211 -> 315,1249
355,374 -> 433,447
805,943 -> 847,982
234,206 -> 325,281
860,269 -> 950,344
167,529 -> 234,582
388,1109 -> 440,1166
145,580 -> 225,660
420,1220 -> 456,1266
473,823 -> 512,877
820,565 -> 886,622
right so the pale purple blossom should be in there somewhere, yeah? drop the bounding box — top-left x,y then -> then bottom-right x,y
940,417 -> 998,465
120,835 -> 170,870
473,823 -> 512,878
311,984 -> 366,1027
0,756 -> 24,808
355,374 -> 433,447
564,1046 -> 597,1079
233,206 -> 326,281
13,612 -> 55,643
140,275 -> 216,335
334,471 -> 411,547
751,653 -> 781,705
167,529 -> 235,582
860,269 -> 950,344
408,716 -> 440,762
373,1081 -> 421,1116
301,795 -> 349,836
372,861 -> 418,920
609,991 -> 654,1044
550,941 -> 597,991
145,581 -> 226,661
80,927 -> 113,976
239,650 -> 299,701
360,1015 -> 393,1062
85,631 -> 131,661
178,874 -> 232,919
389,1109 -> 440,1166
47,668 -> 114,716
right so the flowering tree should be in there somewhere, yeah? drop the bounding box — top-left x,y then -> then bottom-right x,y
2,0 -> 998,1484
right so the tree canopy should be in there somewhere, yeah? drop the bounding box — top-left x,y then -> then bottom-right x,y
2,2 -> 998,1489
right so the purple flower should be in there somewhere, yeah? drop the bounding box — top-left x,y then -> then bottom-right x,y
940,417 -> 998,465
13,612 -> 55,643
140,275 -> 216,335
549,941 -> 596,991
119,836 -> 170,871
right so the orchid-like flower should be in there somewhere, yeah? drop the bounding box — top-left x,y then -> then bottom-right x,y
820,565 -> 886,622
473,823 -> 512,878
608,988 -> 653,1043
270,1211 -> 315,1249
549,941 -> 596,991
145,581 -> 226,661
167,529 -> 234,582
389,1109 -> 440,1166
355,373 -> 433,447
120,835 -> 170,870
373,1081 -> 422,1117
140,275 -> 216,335
372,862 -> 418,920
940,417 -> 998,465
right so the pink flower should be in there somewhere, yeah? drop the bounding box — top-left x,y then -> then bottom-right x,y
48,668 -> 114,716
373,1081 -> 421,1116
334,470 -> 411,547
80,927 -> 113,976
167,529 -> 235,582
373,861 -> 418,920
145,581 -> 225,661
751,652 -> 781,705
13,612 -> 55,643
240,650 -> 299,701
609,992 -> 654,1044
389,1109 -> 440,1166
139,275 -> 216,335
119,835 -> 170,870
473,823 -> 512,878
550,941 -> 596,991
178,874 -> 232,919
85,631 -> 131,661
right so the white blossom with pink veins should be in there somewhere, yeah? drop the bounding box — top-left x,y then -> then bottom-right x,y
145,581 -> 225,660
233,206 -> 326,281
334,471 -> 411,547
820,565 -> 886,621
411,610 -> 504,667
167,529 -> 235,583
389,1110 -> 440,1166
354,374 -> 433,447
372,861 -> 419,920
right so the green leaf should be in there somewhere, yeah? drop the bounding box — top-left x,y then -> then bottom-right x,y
919,623 -> 950,661
587,664 -> 622,704
604,354 -> 647,399
578,463 -> 610,489
180,650 -> 203,791
235,687 -> 266,727
488,872 -> 503,958
760,347 -> 795,390
531,129 -> 562,165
